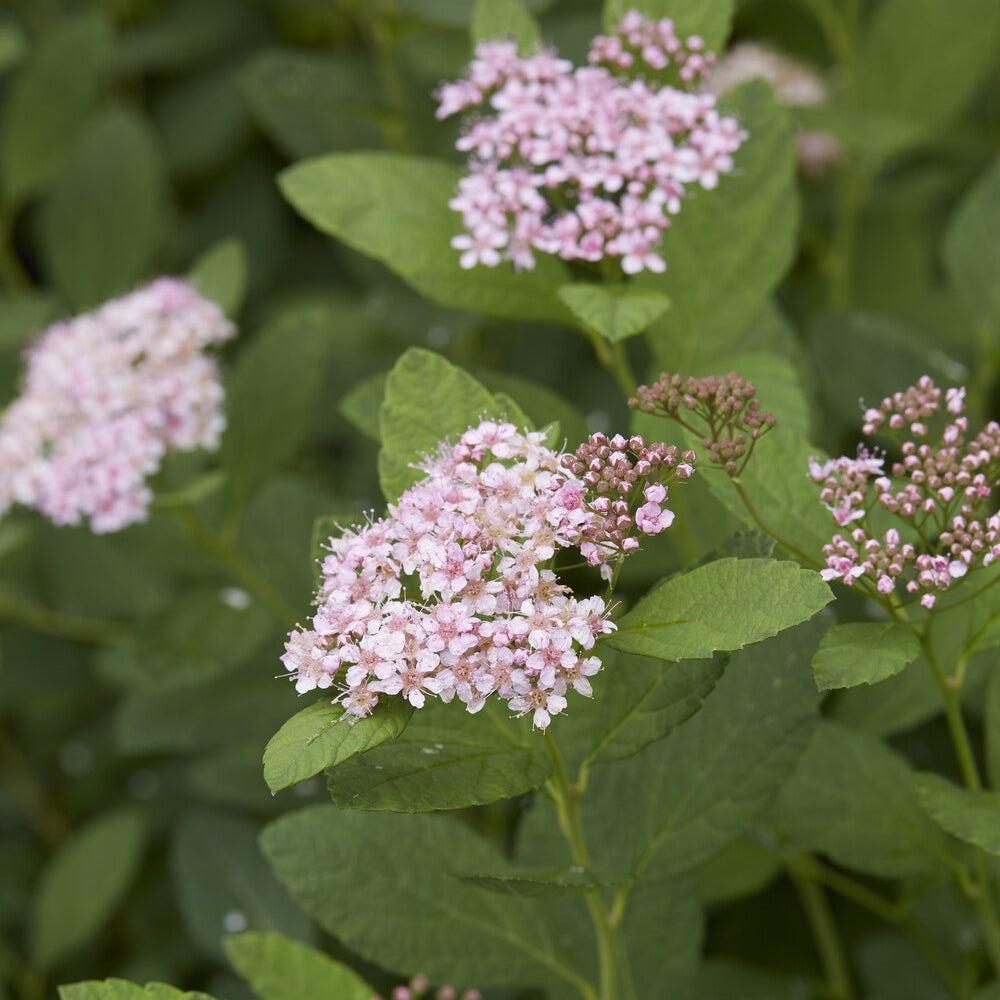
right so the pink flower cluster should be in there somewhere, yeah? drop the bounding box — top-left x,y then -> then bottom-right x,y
0,279 -> 234,533
282,421 -> 688,729
436,10 -> 746,275
810,377 -> 1000,610
372,973 -> 480,1000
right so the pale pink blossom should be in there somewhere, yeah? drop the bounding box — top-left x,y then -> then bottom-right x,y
0,278 -> 234,533
437,12 -> 744,274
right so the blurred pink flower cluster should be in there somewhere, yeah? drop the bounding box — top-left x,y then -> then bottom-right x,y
0,278 -> 234,533
282,421 -> 689,729
811,377 -> 1000,609
436,10 -> 746,275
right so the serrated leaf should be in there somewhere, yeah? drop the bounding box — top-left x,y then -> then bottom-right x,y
0,13 -> 111,207
559,648 -> 725,768
187,238 -> 248,318
338,371 -> 386,442
39,109 -> 166,309
602,0 -> 735,53
917,772 -> 1000,856
261,806 -> 591,992
454,868 -> 617,897
325,701 -> 551,812
241,48 -> 384,161
224,932 -> 371,1000
221,303 -> 335,513
641,81 -> 797,371
610,558 -> 832,661
475,370 -> 590,447
581,618 -> 823,880
771,720 -> 954,878
472,0 -> 542,51
558,283 -> 670,344
944,158 -> 1000,340
170,811 -> 315,960
378,348 -> 496,502
263,698 -> 413,794
59,981 -> 217,1000
812,622 -> 920,691
278,152 -> 570,323
30,807 -> 147,970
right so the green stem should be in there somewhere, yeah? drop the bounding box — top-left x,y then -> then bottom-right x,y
0,584 -> 126,643
797,853 -> 966,995
172,505 -> 299,629
544,731 -> 620,1000
786,850 -> 855,1000
920,625 -> 1000,977
581,326 -> 638,399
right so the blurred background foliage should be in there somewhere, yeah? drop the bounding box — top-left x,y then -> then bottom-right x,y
0,1 -> 997,999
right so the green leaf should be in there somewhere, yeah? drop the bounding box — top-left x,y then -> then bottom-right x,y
581,618 -> 822,880
113,0 -> 251,76
475,370 -> 590,448
602,0 -> 735,53
858,0 -> 1000,140
0,24 -> 26,76
30,807 -> 147,970
917,772 -> 1000,856
338,371 -> 386,442
641,81 -> 797,371
325,701 -> 551,812
0,292 -> 55,350
170,811 -> 315,960
224,932 -> 372,1000
221,303 -> 335,513
377,347 -> 495,502
771,720 -> 954,878
454,868 -> 618,897
241,48 -> 384,161
60,981 -> 216,1000
263,698 -> 414,794
812,622 -> 921,691
97,586 -> 276,693
807,312 -> 941,429
610,558 -> 832,661
39,109 -> 166,309
560,648 -> 725,768
472,0 -> 542,51
114,671 -> 301,755
0,13 -> 111,207
261,806 -> 591,993
187,238 -> 248,318
943,158 -> 1000,340
278,152 -> 570,323
558,283 -> 670,344
694,834 -> 782,906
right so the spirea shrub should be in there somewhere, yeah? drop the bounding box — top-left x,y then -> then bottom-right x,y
437,10 -> 746,274
0,278 -> 234,532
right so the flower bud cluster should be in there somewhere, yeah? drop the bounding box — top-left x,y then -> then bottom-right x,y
282,420 -> 683,730
436,10 -> 746,275
557,432 -> 694,570
588,9 -> 715,84
629,371 -> 775,475
0,278 -> 235,533
811,376 -> 1000,609
371,974 -> 480,1000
